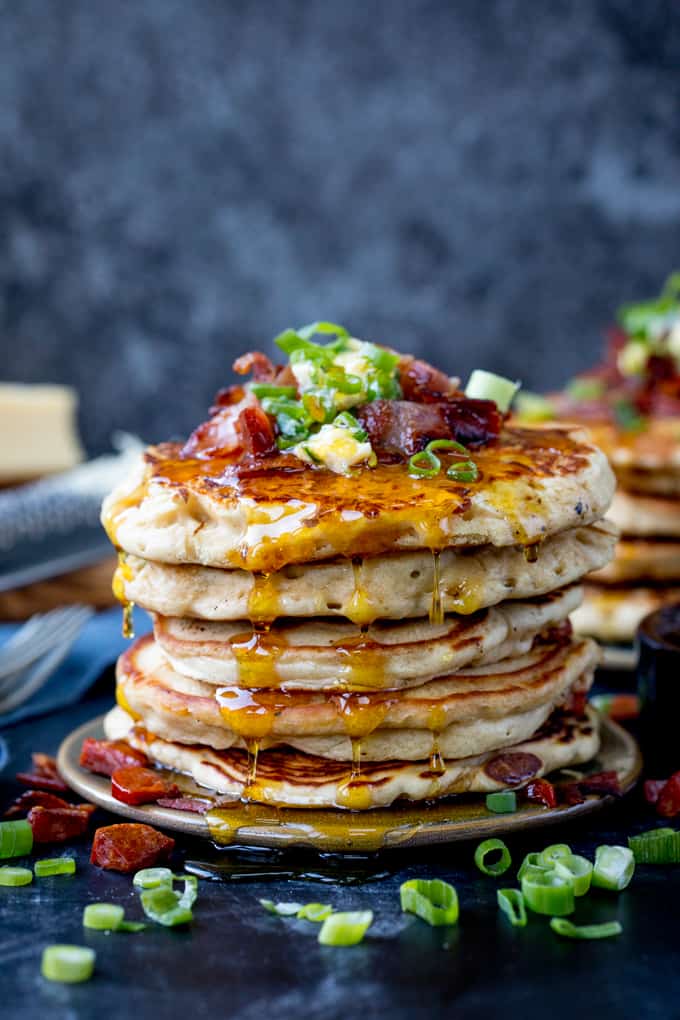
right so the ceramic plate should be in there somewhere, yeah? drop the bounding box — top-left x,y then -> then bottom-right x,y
58,713 -> 642,853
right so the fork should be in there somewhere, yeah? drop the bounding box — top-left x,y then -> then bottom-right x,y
0,605 -> 94,716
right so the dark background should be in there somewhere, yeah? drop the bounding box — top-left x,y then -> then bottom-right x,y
1,0 -> 679,454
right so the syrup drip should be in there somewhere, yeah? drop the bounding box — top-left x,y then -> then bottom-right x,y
244,739 -> 260,789
523,543 -> 540,563
122,601 -> 135,639
427,737 -> 446,777
112,553 -> 135,638
230,629 -> 286,687
247,573 -> 279,627
429,549 -> 444,625
347,558 -> 375,627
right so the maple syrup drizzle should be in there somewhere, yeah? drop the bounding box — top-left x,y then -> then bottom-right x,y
429,549 -> 444,625
112,553 -> 136,639
230,629 -> 286,687
347,558 -> 376,627
523,542 -> 540,563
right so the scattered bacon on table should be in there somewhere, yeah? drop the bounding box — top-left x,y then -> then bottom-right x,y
648,772 -> 680,819
79,737 -> 149,777
562,770 -> 622,806
4,790 -> 73,818
28,804 -> 96,843
16,752 -> 68,792
110,766 -> 180,806
91,823 -> 175,873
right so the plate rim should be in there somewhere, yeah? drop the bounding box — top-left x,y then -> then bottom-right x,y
58,713 -> 642,852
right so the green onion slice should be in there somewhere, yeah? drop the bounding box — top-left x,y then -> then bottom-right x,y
140,886 -> 193,927
0,819 -> 33,859
176,874 -> 198,911
408,448 -> 440,478
550,918 -> 622,940
538,844 -> 572,868
514,392 -> 555,422
474,839 -> 512,877
83,903 -> 125,931
0,865 -> 33,886
553,854 -> 593,897
497,889 -> 527,927
34,858 -> 76,878
296,903 -> 334,922
259,899 -> 303,916
117,920 -> 147,933
485,791 -> 517,814
133,867 -> 174,890
42,945 -> 95,984
318,910 -> 373,946
628,828 -> 680,864
592,845 -> 635,891
517,852 -> 550,881
297,321 -> 350,341
250,384 -> 298,399
400,878 -> 459,926
465,370 -> 520,412
521,870 -> 574,916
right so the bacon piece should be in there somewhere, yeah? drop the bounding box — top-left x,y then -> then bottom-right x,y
656,773 -> 680,819
525,778 -> 557,809
91,823 -> 175,873
562,783 -> 586,806
16,753 -> 68,793
28,804 -> 95,843
4,790 -> 72,818
79,738 -> 149,778
181,390 -> 258,459
356,398 -> 502,460
156,796 -> 209,814
111,766 -> 180,806
233,351 -> 276,381
209,384 -> 248,416
398,357 -> 461,402
484,752 -> 542,786
236,405 -> 276,457
644,779 -> 667,806
578,771 -> 621,797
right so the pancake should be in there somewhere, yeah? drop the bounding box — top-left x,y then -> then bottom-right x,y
116,521 -> 617,625
585,419 -> 680,497
589,539 -> 680,584
152,585 -> 582,689
104,704 -> 601,809
115,633 -> 597,757
101,425 -> 615,572
572,584 -> 680,643
607,490 -> 680,538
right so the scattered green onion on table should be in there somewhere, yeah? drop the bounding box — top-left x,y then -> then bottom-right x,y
497,889 -> 527,928
318,911 -> 373,947
35,858 -> 76,878
550,919 -> 622,941
0,866 -> 33,887
628,828 -> 680,864
400,878 -> 460,926
0,819 -> 33,859
474,839 -> 512,876
42,945 -> 95,984
592,846 -> 635,891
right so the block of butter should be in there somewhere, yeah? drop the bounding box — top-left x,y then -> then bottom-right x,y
0,383 -> 84,483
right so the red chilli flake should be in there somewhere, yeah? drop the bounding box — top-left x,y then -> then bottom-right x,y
79,737 -> 149,777
16,752 -> 68,793
91,823 -> 175,873
28,804 -> 95,843
525,778 -> 557,809
111,766 -> 180,806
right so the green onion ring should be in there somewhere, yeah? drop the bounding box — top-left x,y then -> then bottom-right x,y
592,845 -> 635,891
0,819 -> 33,859
296,903 -> 334,922
83,903 -> 125,931
550,918 -> 622,940
117,920 -> 147,933
259,899 -> 303,916
318,910 -> 373,946
538,844 -> 572,868
465,370 -> 520,412
133,867 -> 174,890
554,854 -> 593,897
485,791 -> 517,814
474,839 -> 512,877
521,869 -> 574,916
517,852 -> 550,881
497,889 -> 527,927
446,461 -> 479,482
0,865 -> 33,886
140,886 -> 193,927
34,858 -> 76,878
400,878 -> 459,926
628,828 -> 680,864
41,945 -> 95,984
408,449 -> 441,477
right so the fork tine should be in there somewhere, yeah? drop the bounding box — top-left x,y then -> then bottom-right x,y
0,606 -> 93,681
0,611 -> 93,699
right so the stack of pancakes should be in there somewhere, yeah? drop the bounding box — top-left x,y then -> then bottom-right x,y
571,419 -> 680,644
101,420 -> 616,810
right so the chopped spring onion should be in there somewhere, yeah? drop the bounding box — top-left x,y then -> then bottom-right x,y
408,448 -> 440,478
34,858 -> 76,878
400,878 -> 459,926
41,945 -> 95,984
628,827 -> 680,864
554,854 -> 593,897
408,439 -> 478,483
140,886 -> 193,927
465,370 -> 520,413
296,903 -> 334,922
318,910 -> 373,946
0,819 -> 33,859
133,867 -> 174,890
177,874 -> 198,911
117,920 -> 147,933
485,791 -> 517,814
592,845 -> 635,891
83,903 -> 125,931
297,321 -> 350,341
497,889 -> 527,928
514,391 -> 555,422
250,384 -> 298,399
550,918 -> 622,940
474,839 -> 512,877
521,870 -> 575,916
0,866 -> 33,887
537,844 -> 572,868
517,852 -> 550,881
260,900 -> 303,916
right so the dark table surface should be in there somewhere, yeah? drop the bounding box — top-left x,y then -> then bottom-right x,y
2,668 -> 678,1020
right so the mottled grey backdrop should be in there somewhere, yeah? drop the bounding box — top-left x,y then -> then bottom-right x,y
1,0 -> 679,453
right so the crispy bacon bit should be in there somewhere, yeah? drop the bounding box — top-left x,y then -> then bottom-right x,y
209,384 -> 247,416
578,771 -> 621,797
236,405 -> 277,457
16,753 -> 68,793
525,778 -> 557,809
181,390 -> 258,459
79,738 -> 149,778
28,804 -> 95,843
156,796 -> 210,814
644,779 -> 667,806
91,823 -> 175,873
111,766 -> 180,806
4,790 -> 72,818
233,351 -> 276,381
656,773 -> 680,819
398,357 -> 461,403
356,398 -> 502,461
562,783 -> 586,806
484,752 -> 542,786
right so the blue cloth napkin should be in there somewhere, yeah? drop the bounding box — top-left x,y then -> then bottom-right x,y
0,606 -> 151,728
